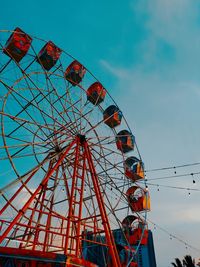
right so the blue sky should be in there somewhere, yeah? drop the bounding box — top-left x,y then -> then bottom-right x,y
2,0 -> 200,266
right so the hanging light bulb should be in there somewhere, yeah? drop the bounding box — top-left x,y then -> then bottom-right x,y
174,166 -> 176,174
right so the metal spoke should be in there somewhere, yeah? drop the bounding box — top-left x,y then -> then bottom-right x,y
0,30 -> 147,265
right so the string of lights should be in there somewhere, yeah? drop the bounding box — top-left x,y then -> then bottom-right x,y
145,161 -> 200,173
146,218 -> 200,252
143,163 -> 200,254
144,182 -> 200,192
117,179 -> 200,250
147,171 -> 200,181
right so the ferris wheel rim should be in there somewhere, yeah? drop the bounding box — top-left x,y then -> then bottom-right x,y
0,28 -> 149,264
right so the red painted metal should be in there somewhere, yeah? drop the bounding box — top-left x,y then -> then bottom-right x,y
65,60 -> 86,86
75,152 -> 86,256
84,140 -> 121,267
126,186 -> 150,213
0,168 -> 39,216
0,29 -> 151,267
66,257 -> 98,267
64,139 -> 80,254
3,27 -> 32,62
0,139 -> 76,245
37,41 -> 62,70
87,82 -> 106,105
0,136 -> 122,266
0,247 -> 58,260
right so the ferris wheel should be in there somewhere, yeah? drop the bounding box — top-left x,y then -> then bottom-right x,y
0,28 -> 150,267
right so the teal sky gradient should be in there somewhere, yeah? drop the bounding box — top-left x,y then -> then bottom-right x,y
2,0 -> 200,266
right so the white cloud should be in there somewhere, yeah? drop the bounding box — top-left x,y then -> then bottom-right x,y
100,59 -> 130,80
179,207 -> 200,223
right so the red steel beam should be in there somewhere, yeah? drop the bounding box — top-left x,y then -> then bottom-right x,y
84,140 -> 121,267
0,139 -> 76,245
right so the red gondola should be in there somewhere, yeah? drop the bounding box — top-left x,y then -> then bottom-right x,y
65,60 -> 86,86
87,82 -> 106,105
116,130 -> 134,153
3,27 -> 32,62
124,156 -> 145,181
37,41 -> 62,70
122,216 -> 148,246
103,105 -> 122,128
126,186 -> 150,213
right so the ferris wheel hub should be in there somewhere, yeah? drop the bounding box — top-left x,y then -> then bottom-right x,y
55,145 -> 61,153
77,134 -> 86,144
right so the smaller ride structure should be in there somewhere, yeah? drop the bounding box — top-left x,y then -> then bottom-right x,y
0,28 -> 151,267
